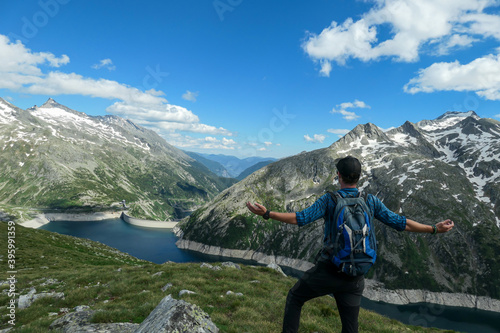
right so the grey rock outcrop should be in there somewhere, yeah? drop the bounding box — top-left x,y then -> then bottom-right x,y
200,262 -> 222,271
135,294 -> 218,333
18,288 -> 65,309
179,289 -> 196,297
161,283 -> 173,292
49,295 -> 219,333
221,261 -> 241,270
49,310 -> 139,333
267,263 -> 287,277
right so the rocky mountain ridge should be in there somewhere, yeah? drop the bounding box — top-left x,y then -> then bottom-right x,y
178,111 -> 500,299
0,98 -> 235,220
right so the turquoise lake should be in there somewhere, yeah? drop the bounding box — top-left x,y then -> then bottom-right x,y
40,218 -> 500,333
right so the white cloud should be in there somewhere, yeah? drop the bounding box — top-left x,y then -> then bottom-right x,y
0,34 -> 234,140
92,58 -> 116,71
302,0 -> 499,76
107,102 -> 199,124
464,12 -> 500,40
134,119 -> 234,136
0,35 -> 69,75
304,134 -> 326,143
264,141 -> 272,146
404,51 -> 500,100
331,99 -> 370,121
165,133 -> 238,150
320,60 -> 333,77
182,90 -> 199,102
222,137 -> 236,145
331,109 -> 360,121
432,34 -> 478,55
327,128 -> 350,137
339,100 -> 370,109
20,71 -> 167,106
494,114 -> 500,118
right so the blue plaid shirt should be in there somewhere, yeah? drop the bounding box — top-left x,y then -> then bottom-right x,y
296,188 -> 406,231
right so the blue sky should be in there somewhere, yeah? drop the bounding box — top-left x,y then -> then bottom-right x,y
1,0 -> 500,158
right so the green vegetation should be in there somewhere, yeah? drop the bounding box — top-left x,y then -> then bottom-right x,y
0,116 -> 238,221
0,222 -> 455,333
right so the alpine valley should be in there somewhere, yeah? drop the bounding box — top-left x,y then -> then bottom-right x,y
177,111 -> 500,301
0,98 -> 237,220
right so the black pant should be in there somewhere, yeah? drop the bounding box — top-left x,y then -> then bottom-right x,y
282,259 -> 365,333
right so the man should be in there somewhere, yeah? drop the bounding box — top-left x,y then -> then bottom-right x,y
246,156 -> 455,333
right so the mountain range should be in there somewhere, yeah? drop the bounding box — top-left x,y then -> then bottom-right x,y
177,111 -> 500,299
184,152 -> 277,179
0,98 -> 236,220
2,97 -> 499,299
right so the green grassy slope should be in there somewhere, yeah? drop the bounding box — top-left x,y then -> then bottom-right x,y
0,222 -> 455,333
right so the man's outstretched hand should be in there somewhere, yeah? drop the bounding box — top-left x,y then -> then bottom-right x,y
246,202 -> 267,216
436,219 -> 455,233
246,202 -> 298,225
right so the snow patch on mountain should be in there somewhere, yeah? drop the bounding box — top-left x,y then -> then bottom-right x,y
419,111 -> 479,131
415,115 -> 500,216
0,98 -> 19,124
391,133 -> 418,146
27,102 -> 151,152
336,110 -> 498,229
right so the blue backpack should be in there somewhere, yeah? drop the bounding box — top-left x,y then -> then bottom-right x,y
324,191 -> 377,277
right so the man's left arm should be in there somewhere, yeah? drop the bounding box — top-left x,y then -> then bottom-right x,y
405,219 -> 455,234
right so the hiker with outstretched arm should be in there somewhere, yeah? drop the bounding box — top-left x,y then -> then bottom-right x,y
246,156 -> 455,333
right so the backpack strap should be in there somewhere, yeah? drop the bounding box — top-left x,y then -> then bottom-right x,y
327,191 -> 341,204
327,190 -> 365,201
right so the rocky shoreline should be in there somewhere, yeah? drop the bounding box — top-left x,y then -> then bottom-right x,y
20,211 -> 177,230
175,235 -> 500,314
363,280 -> 500,313
121,212 -> 178,229
20,211 -> 122,228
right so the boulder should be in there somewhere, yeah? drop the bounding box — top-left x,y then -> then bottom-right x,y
48,296 -> 218,332
200,262 -> 222,271
18,288 -> 65,309
221,262 -> 241,270
226,291 -> 243,297
179,289 -> 196,297
266,263 -> 287,277
161,283 -> 173,292
49,310 -> 139,332
135,294 -> 218,333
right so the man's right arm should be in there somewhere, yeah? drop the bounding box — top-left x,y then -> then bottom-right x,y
246,202 -> 297,224
246,193 -> 330,227
269,211 -> 298,225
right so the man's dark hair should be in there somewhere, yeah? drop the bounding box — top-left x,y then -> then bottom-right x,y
336,156 -> 361,185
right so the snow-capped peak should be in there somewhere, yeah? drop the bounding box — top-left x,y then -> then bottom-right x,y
40,98 -> 63,109
436,110 -> 478,120
23,99 -> 152,151
418,111 -> 479,131
0,97 -> 19,124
